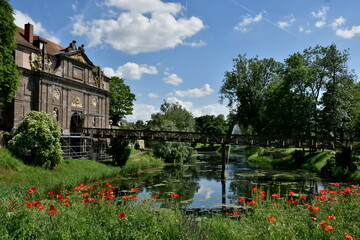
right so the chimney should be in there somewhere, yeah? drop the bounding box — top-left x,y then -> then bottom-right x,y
24,23 -> 34,44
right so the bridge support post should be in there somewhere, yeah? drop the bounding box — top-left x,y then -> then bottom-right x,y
221,143 -> 226,211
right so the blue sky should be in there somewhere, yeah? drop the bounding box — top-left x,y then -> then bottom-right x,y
11,0 -> 360,122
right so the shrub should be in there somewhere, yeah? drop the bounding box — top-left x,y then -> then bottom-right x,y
292,150 -> 305,166
8,111 -> 62,169
107,137 -> 131,166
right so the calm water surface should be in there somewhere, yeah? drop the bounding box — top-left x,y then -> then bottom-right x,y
103,148 -> 328,210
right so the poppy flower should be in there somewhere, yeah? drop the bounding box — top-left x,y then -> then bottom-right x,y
64,203 -> 70,206
271,194 -> 281,198
75,186 -> 81,190
88,186 -> 94,190
90,198 -> 96,201
225,212 -> 231,215
233,211 -> 240,215
49,210 -> 56,215
351,185 -> 358,189
33,201 -> 41,207
252,188 -> 258,192
268,216 -> 275,222
48,192 -> 54,195
171,193 -> 180,198
131,188 -> 139,192
26,202 -> 33,208
83,200 -> 89,204
122,196 -> 129,200
333,182 -> 340,186
289,191 -> 295,196
311,217 -> 317,221
82,193 -> 89,197
106,195 -> 115,200
344,233 -> 354,240
260,191 -> 266,198
238,198 -> 246,202
312,207 -> 320,213
38,206 -> 46,210
325,226 -> 333,232
27,187 -> 37,193
106,183 -> 112,187
49,205 -> 56,211
300,196 -> 307,200
131,195 -> 138,200
320,221 -> 327,226
80,184 -> 86,188
152,196 -> 159,199
119,213 -> 126,219
274,204 -> 279,207
249,199 -> 257,206
327,215 -> 336,220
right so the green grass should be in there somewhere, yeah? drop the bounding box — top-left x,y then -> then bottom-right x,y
302,151 -> 333,172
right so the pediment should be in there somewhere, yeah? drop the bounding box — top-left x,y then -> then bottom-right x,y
67,51 -> 94,66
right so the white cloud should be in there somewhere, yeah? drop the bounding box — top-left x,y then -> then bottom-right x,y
234,12 -> 263,33
171,84 -> 214,98
103,62 -> 158,80
163,73 -> 183,86
71,0 -> 205,54
182,40 -> 207,47
13,10 -> 61,44
191,103 -> 229,118
166,97 -> 193,111
148,93 -> 159,98
72,1 -> 79,11
311,6 -> 329,28
277,16 -> 296,29
331,16 -> 346,29
125,103 -> 159,121
299,26 -> 312,34
336,26 -> 360,39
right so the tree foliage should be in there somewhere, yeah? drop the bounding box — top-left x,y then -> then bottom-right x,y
0,0 -> 21,105
220,44 -> 358,139
107,137 -> 131,166
8,111 -> 62,169
109,76 -> 136,125
195,114 -> 228,134
148,101 -> 195,163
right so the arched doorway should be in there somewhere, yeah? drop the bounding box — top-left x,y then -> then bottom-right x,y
69,112 -> 84,158
70,112 -> 84,134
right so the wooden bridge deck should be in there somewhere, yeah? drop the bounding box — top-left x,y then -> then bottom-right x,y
82,128 -> 360,150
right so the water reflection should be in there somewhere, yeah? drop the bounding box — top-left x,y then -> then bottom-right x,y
109,149 -> 326,210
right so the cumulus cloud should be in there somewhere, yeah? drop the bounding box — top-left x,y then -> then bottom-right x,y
163,73 -> 183,86
148,93 -> 159,98
13,10 -> 61,44
336,26 -> 360,39
103,62 -> 158,80
166,97 -> 194,111
234,12 -> 263,33
191,103 -> 229,118
182,40 -> 207,47
125,103 -> 159,121
331,16 -> 346,29
277,15 -> 296,29
71,0 -> 205,54
299,26 -> 312,34
170,84 -> 214,98
312,6 -> 329,28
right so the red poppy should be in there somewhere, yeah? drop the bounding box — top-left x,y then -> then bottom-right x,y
107,189 -> 113,194
289,191 -> 295,196
152,196 -> 159,199
333,182 -> 340,186
131,188 -> 139,192
48,192 -> 54,195
132,195 -> 138,200
351,185 -> 358,189
83,200 -> 89,204
260,191 -> 266,198
106,183 -> 112,187
119,213 -> 126,219
26,202 -> 33,208
233,211 -> 240,215
49,205 -> 56,211
325,226 -> 333,232
327,215 -> 336,220
249,199 -> 257,206
275,204 -> 279,207
225,212 -> 231,215
75,186 -> 81,190
27,187 -> 37,194
33,201 -> 41,207
330,190 -> 340,194
38,206 -> 45,210
312,207 -> 320,213
171,193 -> 180,198
49,210 -> 56,215
106,195 -> 115,200
122,196 -> 129,200
344,233 -> 354,240
320,221 -> 327,226
311,217 -> 317,221
64,203 -> 70,206
99,191 -> 105,195
252,188 -> 258,192
268,216 -> 275,222
80,184 -> 86,188
90,198 -> 96,201
238,198 -> 246,202
271,194 -> 280,198
82,193 -> 89,197
88,186 -> 94,190
300,196 -> 307,200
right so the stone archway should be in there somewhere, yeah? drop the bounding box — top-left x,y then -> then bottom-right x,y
70,112 -> 84,134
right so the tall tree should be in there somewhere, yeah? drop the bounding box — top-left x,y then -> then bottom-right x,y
0,0 -> 21,105
195,114 -> 228,134
219,55 -> 281,134
148,101 -> 195,163
109,76 -> 136,125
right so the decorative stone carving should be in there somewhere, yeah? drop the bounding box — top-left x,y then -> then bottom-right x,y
53,89 -> 61,100
71,53 -> 86,64
94,67 -> 104,89
71,97 -> 83,108
30,52 -> 43,70
92,98 -> 97,107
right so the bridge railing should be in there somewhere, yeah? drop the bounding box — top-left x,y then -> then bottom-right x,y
82,128 -> 360,150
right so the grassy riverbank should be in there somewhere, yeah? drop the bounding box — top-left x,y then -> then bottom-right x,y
0,148 -> 163,200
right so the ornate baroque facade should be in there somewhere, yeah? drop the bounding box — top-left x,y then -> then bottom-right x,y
1,23 -> 110,135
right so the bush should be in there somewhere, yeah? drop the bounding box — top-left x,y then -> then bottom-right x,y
8,111 -> 62,169
292,150 -> 305,166
107,137 -> 131,166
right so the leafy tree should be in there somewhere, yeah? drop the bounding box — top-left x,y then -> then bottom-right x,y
148,101 -> 195,163
109,76 -> 136,125
219,55 -> 281,134
349,83 -> 360,139
195,114 -> 228,134
8,111 -> 62,169
107,137 -> 131,166
0,0 -> 21,105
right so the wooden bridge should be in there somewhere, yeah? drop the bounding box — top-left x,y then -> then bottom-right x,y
82,128 -> 360,150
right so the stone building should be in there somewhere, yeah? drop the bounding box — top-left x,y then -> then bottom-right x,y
0,23 -> 110,135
